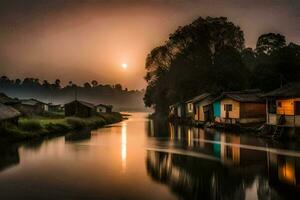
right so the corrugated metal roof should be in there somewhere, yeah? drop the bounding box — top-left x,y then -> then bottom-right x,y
97,104 -> 113,109
186,93 -> 212,103
20,99 -> 41,106
0,103 -> 21,121
263,82 -> 300,98
214,89 -> 264,103
78,101 -> 95,108
65,100 -> 95,108
0,93 -> 19,104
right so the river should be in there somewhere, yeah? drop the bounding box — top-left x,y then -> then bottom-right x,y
0,112 -> 299,199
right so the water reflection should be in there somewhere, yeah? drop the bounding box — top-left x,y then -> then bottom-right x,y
268,153 -> 300,193
0,143 -> 19,172
1,113 -> 300,199
65,129 -> 92,142
121,121 -> 127,172
147,119 -> 300,199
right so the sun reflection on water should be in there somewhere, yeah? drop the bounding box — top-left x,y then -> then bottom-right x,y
121,121 -> 127,172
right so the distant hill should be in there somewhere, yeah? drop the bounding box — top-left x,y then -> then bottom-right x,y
0,76 -> 150,112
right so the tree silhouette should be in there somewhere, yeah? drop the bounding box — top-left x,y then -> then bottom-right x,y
91,80 -> 98,87
256,33 -> 286,55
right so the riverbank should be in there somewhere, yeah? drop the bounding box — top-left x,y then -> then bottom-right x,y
0,112 -> 123,142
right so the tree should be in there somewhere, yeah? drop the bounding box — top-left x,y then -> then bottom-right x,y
91,80 -> 98,87
54,79 -> 61,89
84,82 -> 91,88
211,47 -> 249,92
15,79 -> 21,85
251,42 -> 300,91
241,48 -> 256,71
115,84 -> 122,91
42,80 -> 51,89
144,16 -> 246,114
256,33 -> 286,55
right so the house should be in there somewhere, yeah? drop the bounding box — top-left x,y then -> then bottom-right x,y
186,93 -> 214,123
48,103 -> 62,112
0,93 -> 20,105
64,100 -> 95,118
0,103 -> 21,125
14,99 -> 48,115
96,104 -> 113,113
264,83 -> 300,127
213,90 -> 266,124
0,93 -> 13,104
169,102 -> 186,119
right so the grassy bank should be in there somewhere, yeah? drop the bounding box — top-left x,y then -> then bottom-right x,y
0,112 -> 123,142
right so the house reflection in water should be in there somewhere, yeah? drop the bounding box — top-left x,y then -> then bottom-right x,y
268,152 -> 300,194
146,150 -> 251,200
220,134 -> 240,166
147,120 -> 300,199
168,123 -> 243,166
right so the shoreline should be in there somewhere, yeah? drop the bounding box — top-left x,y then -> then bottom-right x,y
0,112 -> 124,143
167,116 -> 300,141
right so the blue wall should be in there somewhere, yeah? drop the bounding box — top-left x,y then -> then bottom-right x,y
213,101 -> 221,117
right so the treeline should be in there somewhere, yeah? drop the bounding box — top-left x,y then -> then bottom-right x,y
144,16 -> 300,114
0,77 -> 146,111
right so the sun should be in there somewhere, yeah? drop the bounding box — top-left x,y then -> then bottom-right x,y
121,63 -> 128,69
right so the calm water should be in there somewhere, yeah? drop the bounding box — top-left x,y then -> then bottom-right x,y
1,113 -> 300,199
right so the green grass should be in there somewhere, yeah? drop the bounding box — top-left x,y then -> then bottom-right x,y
1,112 -> 123,142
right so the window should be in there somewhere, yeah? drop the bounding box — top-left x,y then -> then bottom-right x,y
268,100 -> 276,114
224,104 -> 233,111
295,101 -> 300,115
189,103 -> 193,111
278,101 -> 282,107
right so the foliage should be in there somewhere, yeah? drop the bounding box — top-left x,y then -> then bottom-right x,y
0,112 -> 123,142
144,17 -> 300,114
66,118 -> 88,130
19,120 -> 43,132
0,77 -> 145,111
144,17 -> 247,114
256,33 -> 286,55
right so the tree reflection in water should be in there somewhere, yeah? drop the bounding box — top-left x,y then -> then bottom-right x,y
146,119 -> 300,199
0,143 -> 20,172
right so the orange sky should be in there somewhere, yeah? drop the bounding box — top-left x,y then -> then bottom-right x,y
0,0 -> 299,89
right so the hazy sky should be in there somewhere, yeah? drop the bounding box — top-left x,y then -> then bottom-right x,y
0,0 -> 300,89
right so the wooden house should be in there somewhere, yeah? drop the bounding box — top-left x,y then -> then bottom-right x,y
186,93 -> 214,122
14,99 -> 48,115
264,83 -> 300,127
185,99 -> 195,119
0,103 -> 21,125
48,103 -> 62,112
0,93 -> 20,105
64,100 -> 95,118
96,104 -> 113,113
169,102 -> 186,119
213,90 -> 266,124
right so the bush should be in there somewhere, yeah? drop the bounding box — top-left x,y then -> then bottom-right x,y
99,112 -> 123,124
45,123 -> 71,134
0,122 -> 35,140
19,120 -> 42,132
66,118 -> 87,130
66,117 -> 108,130
89,118 -> 105,129
41,111 -> 64,118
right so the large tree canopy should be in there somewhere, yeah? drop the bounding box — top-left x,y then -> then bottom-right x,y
144,17 -> 300,114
